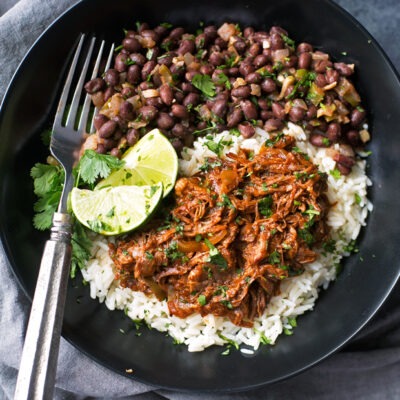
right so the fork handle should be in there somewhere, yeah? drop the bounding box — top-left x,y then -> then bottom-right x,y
14,213 -> 72,400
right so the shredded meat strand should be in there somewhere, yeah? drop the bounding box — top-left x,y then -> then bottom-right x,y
109,135 -> 330,327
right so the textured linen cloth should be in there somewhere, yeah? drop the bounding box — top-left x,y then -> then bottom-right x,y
0,0 -> 399,399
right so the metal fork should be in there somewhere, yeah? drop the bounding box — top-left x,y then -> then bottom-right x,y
14,35 -> 114,400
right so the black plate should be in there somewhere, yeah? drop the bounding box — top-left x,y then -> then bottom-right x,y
1,0 -> 400,392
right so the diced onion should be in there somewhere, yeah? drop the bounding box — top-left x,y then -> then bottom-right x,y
277,76 -> 295,100
272,49 -> 289,62
312,51 -> 329,60
359,129 -> 370,143
142,89 -> 159,98
217,23 -> 237,41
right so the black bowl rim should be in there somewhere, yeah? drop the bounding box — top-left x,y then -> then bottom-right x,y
1,0 -> 400,393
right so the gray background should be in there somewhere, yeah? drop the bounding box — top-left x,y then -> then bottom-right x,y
0,1 -> 399,399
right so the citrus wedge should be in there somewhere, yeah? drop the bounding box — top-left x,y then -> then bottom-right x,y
71,183 -> 163,235
95,129 -> 178,197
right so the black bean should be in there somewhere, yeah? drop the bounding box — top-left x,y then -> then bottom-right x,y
121,87 -> 135,98
195,33 -> 208,49
159,84 -> 174,106
272,102 -> 285,119
154,25 -> 169,38
171,138 -> 183,153
239,62 -> 255,76
270,26 -> 288,36
264,118 -> 283,132
113,129 -> 123,141
141,30 -> 159,44
333,153 -> 355,168
98,120 -> 117,138
104,87 -> 115,102
289,107 -> 305,122
102,138 -> 117,150
157,112 -> 175,129
183,92 -> 200,108
209,52 -> 224,66
314,60 -> 333,73
241,100 -> 258,120
96,144 -> 107,154
248,43 -> 262,57
261,78 -> 277,93
127,64 -> 141,84
177,39 -> 195,55
327,122 -> 341,142
157,54 -> 173,66
245,72 -> 261,84
260,110 -> 274,121
197,121 -> 208,131
126,128 -> 139,146
244,27 -> 255,38
93,114 -> 108,131
315,74 -> 327,88
228,67 -> 240,77
112,116 -> 128,131
254,98 -> 267,111
181,82 -> 196,93
347,129 -> 361,146
110,147 -> 120,158
129,53 -> 146,66
84,77 -> 105,94
171,104 -> 189,119
119,101 -> 135,120
233,37 -> 246,54
231,85 -> 251,98
227,108 -> 243,128
139,81 -> 152,90
350,108 -> 366,127
115,53 -> 128,72
137,22 -> 149,33
309,134 -> 329,147
172,123 -> 188,137
169,27 -> 185,40
213,99 -> 228,118
298,52 -> 312,69
238,122 -> 255,138
200,64 -> 214,76
284,55 -> 298,68
306,104 -> 317,120
297,42 -> 313,53
138,105 -> 158,121
141,61 -> 156,80
122,37 -> 141,52
270,33 -> 284,50
145,97 -> 163,108
253,31 -> 269,43
174,91 -> 185,103
125,30 -> 136,38
204,25 -> 218,40
325,69 -> 339,84
214,37 -> 227,49
336,163 -> 351,175
334,62 -> 353,76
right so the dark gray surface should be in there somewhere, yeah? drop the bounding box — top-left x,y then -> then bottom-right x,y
0,0 -> 399,399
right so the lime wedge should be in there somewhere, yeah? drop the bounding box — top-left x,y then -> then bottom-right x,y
96,128 -> 178,197
71,183 -> 163,235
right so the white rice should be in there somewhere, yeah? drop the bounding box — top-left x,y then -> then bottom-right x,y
81,123 -> 372,352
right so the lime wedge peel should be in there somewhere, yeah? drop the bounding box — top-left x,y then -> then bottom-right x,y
95,129 -> 178,197
71,183 -> 163,235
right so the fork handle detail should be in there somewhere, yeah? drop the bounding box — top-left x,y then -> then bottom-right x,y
14,213 -> 72,400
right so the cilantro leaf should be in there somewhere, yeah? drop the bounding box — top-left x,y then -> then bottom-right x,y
31,163 -> 64,230
192,74 -> 216,98
204,238 -> 228,270
217,72 -> 231,90
258,196 -> 273,217
76,150 -> 125,185
70,220 -> 92,279
329,168 -> 342,180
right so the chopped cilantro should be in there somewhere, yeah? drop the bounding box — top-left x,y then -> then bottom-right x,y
192,74 -> 216,98
329,168 -> 342,180
204,238 -> 228,270
288,317 -> 297,327
354,193 -> 361,204
145,251 -> 154,259
217,72 -> 231,89
258,196 -> 273,217
198,294 -> 207,306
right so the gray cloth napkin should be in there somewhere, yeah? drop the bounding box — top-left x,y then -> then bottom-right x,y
1,1 -> 399,399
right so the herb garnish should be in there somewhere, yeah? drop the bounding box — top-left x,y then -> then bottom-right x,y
204,238 -> 228,270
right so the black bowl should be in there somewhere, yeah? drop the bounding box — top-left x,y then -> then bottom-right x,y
1,0 -> 400,392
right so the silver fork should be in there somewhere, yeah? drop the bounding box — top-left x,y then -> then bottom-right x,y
14,35 -> 114,400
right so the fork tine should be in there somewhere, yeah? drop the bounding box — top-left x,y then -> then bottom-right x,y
90,43 -> 115,133
78,40 -> 105,132
65,37 -> 96,129
53,34 -> 86,129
